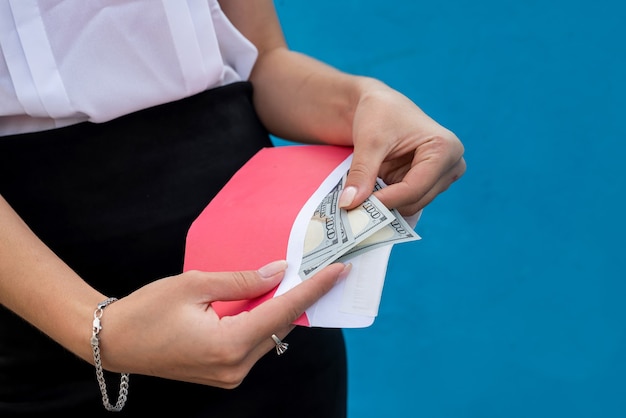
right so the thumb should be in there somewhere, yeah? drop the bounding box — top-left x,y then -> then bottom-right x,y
205,260 -> 288,302
339,149 -> 384,210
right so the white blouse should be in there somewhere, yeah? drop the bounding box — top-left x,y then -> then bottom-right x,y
0,0 -> 258,136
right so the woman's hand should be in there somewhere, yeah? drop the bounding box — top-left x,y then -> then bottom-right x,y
221,1 -> 465,216
339,79 -> 466,216
98,261 -> 349,389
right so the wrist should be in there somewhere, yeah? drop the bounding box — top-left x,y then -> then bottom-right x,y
91,297 -> 130,412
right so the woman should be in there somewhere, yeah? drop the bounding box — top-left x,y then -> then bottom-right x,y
0,1 -> 465,416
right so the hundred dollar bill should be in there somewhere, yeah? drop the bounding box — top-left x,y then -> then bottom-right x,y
337,178 -> 420,260
299,181 -> 347,266
299,176 -> 395,279
336,214 -> 420,262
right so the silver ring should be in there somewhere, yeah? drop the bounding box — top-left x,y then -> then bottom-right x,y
271,334 -> 289,355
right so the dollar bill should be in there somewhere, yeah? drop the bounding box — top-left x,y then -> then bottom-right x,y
336,214 -> 420,262
299,175 -> 395,279
337,178 -> 420,260
299,175 -> 421,279
299,181 -> 346,265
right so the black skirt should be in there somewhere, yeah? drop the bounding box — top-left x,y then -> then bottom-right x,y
0,82 -> 346,417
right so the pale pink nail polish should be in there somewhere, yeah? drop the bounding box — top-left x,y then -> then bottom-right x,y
338,263 -> 352,281
339,186 -> 357,208
258,260 -> 288,279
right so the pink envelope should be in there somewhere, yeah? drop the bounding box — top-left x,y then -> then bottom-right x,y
183,145 -> 354,326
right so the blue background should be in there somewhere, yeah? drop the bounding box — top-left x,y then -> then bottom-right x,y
272,1 -> 626,417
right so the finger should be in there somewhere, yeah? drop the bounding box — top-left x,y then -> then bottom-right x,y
241,262 -> 350,342
374,132 -> 466,209
211,263 -> 349,375
190,260 -> 289,303
376,156 -> 466,215
339,143 -> 387,210
244,324 -> 295,364
403,156 -> 466,213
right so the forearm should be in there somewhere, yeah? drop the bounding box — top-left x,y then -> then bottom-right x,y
220,0 -> 390,146
0,195 -> 105,363
250,47 -> 369,145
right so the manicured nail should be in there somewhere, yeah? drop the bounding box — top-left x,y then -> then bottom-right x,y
258,260 -> 288,279
338,263 -> 353,281
339,186 -> 357,208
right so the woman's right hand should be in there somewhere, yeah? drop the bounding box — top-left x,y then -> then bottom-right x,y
97,260 -> 349,388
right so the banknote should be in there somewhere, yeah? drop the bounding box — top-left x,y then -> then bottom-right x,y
299,181 -> 347,265
299,175 -> 396,279
337,179 -> 420,261
336,215 -> 420,262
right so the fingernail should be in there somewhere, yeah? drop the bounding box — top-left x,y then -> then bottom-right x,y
338,263 -> 352,281
258,260 -> 288,279
339,186 -> 357,208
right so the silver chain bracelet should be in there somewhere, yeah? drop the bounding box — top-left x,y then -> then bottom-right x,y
91,297 -> 130,412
